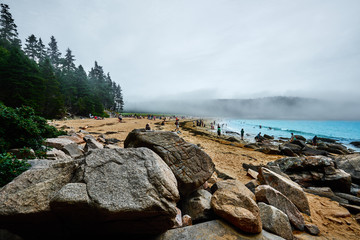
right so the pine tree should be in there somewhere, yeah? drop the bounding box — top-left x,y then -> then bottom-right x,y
62,48 -> 75,71
0,4 -> 21,47
24,34 -> 38,60
46,36 -> 61,68
37,38 -> 46,62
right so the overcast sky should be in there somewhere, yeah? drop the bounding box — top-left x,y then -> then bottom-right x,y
3,0 -> 360,104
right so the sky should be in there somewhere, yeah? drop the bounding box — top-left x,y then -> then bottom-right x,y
3,0 -> 360,106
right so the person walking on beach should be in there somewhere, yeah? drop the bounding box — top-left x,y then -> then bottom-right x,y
217,124 -> 221,137
241,128 -> 244,140
175,118 -> 180,132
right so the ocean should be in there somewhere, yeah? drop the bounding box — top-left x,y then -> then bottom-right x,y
221,119 -> 360,151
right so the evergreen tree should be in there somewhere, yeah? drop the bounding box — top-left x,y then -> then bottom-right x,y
38,58 -> 64,118
0,4 -> 21,47
62,48 -> 75,72
37,38 -> 46,62
24,34 -> 38,60
46,36 -> 61,68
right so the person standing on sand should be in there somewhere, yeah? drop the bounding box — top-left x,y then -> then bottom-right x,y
217,124 -> 221,137
175,118 -> 180,132
241,128 -> 244,140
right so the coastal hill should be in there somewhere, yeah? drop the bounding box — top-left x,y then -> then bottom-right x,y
127,96 -> 360,120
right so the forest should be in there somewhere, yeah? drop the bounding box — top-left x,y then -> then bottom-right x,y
0,3 -> 124,119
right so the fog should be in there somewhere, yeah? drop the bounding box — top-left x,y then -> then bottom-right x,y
126,96 -> 360,120
4,0 -> 360,120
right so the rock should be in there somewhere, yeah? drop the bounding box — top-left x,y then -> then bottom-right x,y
211,180 -> 262,233
81,148 -> 180,235
351,183 -> 360,196
317,143 -> 350,155
255,185 -> 305,231
280,143 -> 301,155
258,168 -> 310,215
350,141 -> 360,148
45,138 -> 76,150
182,189 -> 214,223
245,179 -> 259,194
339,203 -> 360,214
61,143 -> 83,158
355,213 -> 360,223
257,146 -> 282,155
83,135 -> 103,152
244,143 -> 260,150
324,169 -> 351,193
263,134 -> 274,140
8,148 -> 36,159
0,160 -> 77,237
304,224 -> 320,236
247,168 -> 258,179
172,207 -> 182,228
27,159 -> 53,169
104,144 -> 121,149
155,220 -> 284,240
294,135 -> 306,141
0,229 -> 23,240
258,202 -> 293,240
334,192 -> 360,205
46,148 -> 71,160
291,140 -> 306,148
124,129 -> 215,196
182,215 -> 192,227
279,146 -> 297,157
318,137 -> 337,143
335,154 -> 360,184
58,133 -> 85,144
301,146 -> 328,156
305,187 -> 335,198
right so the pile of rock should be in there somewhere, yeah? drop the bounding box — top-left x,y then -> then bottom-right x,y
1,129 -> 322,239
244,135 -> 355,157
245,154 -> 360,217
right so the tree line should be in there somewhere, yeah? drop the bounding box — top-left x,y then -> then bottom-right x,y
0,3 -> 124,119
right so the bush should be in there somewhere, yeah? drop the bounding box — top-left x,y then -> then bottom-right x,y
0,103 -> 66,153
0,152 -> 30,187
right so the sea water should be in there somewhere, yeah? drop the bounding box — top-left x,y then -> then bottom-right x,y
222,119 -> 360,151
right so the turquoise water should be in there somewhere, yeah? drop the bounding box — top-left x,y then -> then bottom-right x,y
224,119 -> 360,150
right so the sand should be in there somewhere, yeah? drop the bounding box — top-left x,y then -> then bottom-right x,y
53,117 -> 360,239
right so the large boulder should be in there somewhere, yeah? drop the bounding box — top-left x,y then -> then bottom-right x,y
156,220 -> 285,240
211,180 -> 262,233
0,160 -> 78,237
83,135 -> 104,152
124,129 -> 215,196
65,148 -> 180,235
335,154 -> 360,184
258,167 -> 310,215
255,185 -> 305,231
258,202 -> 294,240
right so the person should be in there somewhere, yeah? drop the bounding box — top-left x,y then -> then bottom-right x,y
290,133 -> 295,142
312,135 -> 318,146
161,118 -> 166,125
118,114 -> 123,122
175,118 -> 179,131
241,128 -> 244,140
255,132 -> 261,142
145,123 -> 151,130
217,124 -> 221,137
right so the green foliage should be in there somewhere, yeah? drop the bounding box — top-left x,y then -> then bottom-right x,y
0,103 -> 65,153
0,4 -> 124,119
0,152 -> 30,187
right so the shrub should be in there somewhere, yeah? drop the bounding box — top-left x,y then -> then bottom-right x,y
0,152 -> 30,187
0,103 -> 66,153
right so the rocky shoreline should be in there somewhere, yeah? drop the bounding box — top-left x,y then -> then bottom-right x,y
0,118 -> 359,239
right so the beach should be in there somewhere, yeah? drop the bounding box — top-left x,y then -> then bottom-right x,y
53,116 -> 360,239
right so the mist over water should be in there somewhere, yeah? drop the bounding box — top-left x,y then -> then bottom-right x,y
125,96 -> 360,121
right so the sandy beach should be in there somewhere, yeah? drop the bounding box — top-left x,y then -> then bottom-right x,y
53,116 -> 360,239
